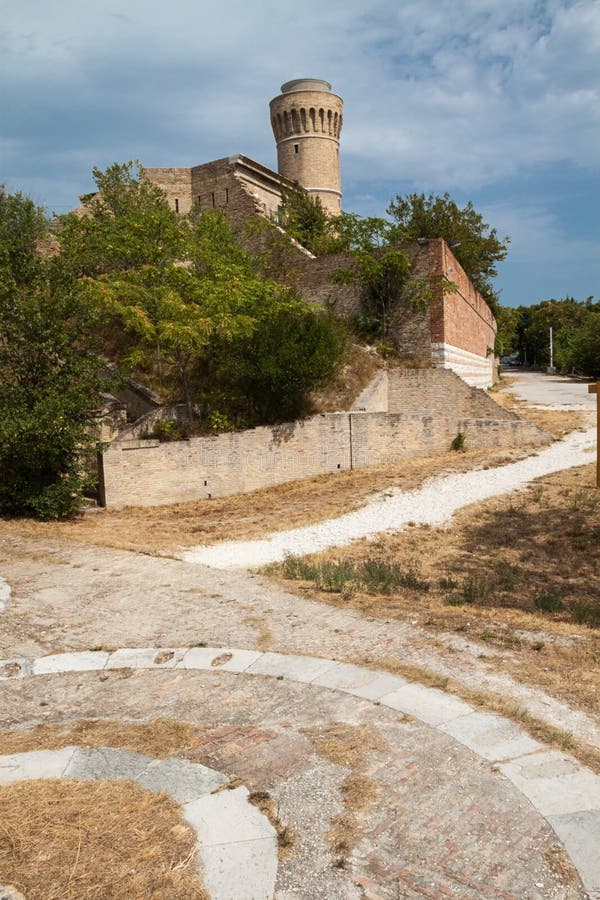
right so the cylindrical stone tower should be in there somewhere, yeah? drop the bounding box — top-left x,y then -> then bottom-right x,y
269,78 -> 343,215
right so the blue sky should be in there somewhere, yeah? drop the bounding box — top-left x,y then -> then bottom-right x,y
2,0 -> 599,307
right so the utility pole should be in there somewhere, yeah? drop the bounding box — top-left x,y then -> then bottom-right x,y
547,326 -> 556,374
589,382 -> 599,488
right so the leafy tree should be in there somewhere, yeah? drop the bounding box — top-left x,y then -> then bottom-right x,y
0,190 -> 109,519
494,305 -> 521,357
279,188 -> 331,254
57,162 -> 188,276
561,313 -> 600,378
515,298 -> 593,366
0,185 -> 47,287
205,297 -> 345,424
387,192 -> 510,310
60,163 -> 346,426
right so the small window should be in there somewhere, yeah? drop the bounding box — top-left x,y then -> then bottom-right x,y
225,187 -> 229,204
294,143 -> 299,154
197,195 -> 201,206
211,192 -> 215,208
174,198 -> 179,213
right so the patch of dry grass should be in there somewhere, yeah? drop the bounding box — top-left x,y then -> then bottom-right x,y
269,464 -> 600,722
0,718 -> 199,758
0,778 -> 207,900
248,791 -> 295,858
0,446 -> 537,555
310,343 -> 382,413
302,724 -> 387,860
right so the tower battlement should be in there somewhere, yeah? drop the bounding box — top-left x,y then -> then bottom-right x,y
269,78 -> 343,215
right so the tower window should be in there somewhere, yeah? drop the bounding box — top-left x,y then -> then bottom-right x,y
294,143 -> 299,154
211,192 -> 215,208
174,198 -> 179,213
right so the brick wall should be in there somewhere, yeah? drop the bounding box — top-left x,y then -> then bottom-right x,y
100,408 -> 549,509
427,239 -> 497,387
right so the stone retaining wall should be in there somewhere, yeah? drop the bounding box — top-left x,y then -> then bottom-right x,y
99,410 -> 549,509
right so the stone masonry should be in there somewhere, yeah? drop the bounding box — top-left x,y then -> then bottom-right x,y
99,369 -> 548,508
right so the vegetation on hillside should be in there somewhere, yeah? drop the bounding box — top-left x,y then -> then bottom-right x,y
0,165 -> 345,517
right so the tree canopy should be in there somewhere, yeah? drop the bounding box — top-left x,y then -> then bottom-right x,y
500,296 -> 600,375
59,163 -> 345,427
0,186 -> 111,519
386,193 -> 510,311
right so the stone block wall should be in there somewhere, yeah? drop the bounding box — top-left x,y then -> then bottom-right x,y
100,404 -> 550,509
386,368 -> 515,420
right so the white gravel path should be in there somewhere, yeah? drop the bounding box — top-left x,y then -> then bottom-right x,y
180,427 -> 596,569
0,577 -> 11,612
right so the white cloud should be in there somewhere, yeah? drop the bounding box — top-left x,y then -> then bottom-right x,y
1,0 -> 599,194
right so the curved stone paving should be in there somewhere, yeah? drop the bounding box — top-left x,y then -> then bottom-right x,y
2,645 -> 600,897
0,746 -> 277,899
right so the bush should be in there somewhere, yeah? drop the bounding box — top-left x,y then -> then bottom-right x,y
534,588 -> 564,614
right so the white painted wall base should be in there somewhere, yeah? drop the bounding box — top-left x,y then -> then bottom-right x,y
431,342 -> 494,389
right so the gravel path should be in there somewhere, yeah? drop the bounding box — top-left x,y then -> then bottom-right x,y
181,426 -> 596,568
0,578 -> 10,612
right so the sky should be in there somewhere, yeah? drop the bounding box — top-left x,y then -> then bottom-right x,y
1,0 -> 599,307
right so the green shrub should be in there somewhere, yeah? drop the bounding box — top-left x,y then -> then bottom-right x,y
450,432 -> 466,452
534,588 -> 564,613
572,600 -> 600,627
149,419 -> 190,442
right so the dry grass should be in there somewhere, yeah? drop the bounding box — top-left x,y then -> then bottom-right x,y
248,791 -> 295,858
0,446 -> 538,555
310,343 -> 383,413
269,464 -> 600,722
302,724 -> 387,860
0,778 -> 208,900
0,718 -> 199,758
302,723 -> 388,770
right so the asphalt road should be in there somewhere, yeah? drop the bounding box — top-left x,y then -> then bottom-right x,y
500,369 -> 597,408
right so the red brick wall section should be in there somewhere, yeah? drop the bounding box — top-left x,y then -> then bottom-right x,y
428,239 -> 496,357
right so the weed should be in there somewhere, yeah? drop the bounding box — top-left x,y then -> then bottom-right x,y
444,594 -> 466,607
534,588 -> 564,614
532,641 -> 545,651
572,599 -> 600,628
317,560 -> 356,593
461,575 -> 492,605
281,554 -> 319,581
496,561 -> 522,588
451,432 -> 466,452
439,576 -> 458,591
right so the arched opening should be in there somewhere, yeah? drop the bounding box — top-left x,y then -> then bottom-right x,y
309,108 -> 316,131
327,109 -> 333,134
300,108 -> 307,131
319,108 -> 325,132
291,108 -> 299,133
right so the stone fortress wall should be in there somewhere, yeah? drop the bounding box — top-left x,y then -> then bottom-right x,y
99,369 -> 549,509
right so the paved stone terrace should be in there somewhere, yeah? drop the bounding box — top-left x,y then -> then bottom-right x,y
1,519 -> 599,896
